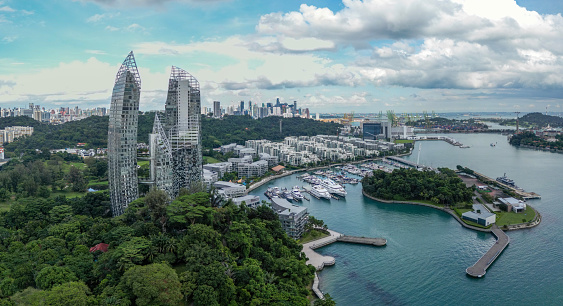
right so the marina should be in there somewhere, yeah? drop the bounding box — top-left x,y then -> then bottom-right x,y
249,133 -> 562,305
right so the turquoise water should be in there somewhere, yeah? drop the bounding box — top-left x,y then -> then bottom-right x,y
249,133 -> 563,305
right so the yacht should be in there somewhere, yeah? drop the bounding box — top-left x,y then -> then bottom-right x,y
309,185 -> 332,200
319,178 -> 347,197
292,186 -> 304,201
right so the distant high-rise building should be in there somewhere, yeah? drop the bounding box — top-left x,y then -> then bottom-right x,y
213,101 -> 221,117
276,98 -> 280,107
240,101 -> 244,113
164,66 -> 203,197
108,51 -> 141,217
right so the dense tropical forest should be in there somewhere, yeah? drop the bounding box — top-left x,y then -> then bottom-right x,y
0,187 -> 317,305
500,112 -> 563,128
201,115 -> 341,149
509,131 -> 563,150
362,168 -> 473,205
2,114 -> 340,156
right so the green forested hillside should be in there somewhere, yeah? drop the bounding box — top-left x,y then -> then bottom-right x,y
2,114 -> 341,154
501,112 -> 563,128
202,115 -> 341,149
0,190 -> 315,305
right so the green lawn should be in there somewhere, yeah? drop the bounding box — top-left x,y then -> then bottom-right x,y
44,161 -> 88,173
454,208 -> 472,217
298,229 -> 330,244
51,190 -> 87,199
203,156 -> 221,164
88,180 -> 108,186
137,160 -> 150,167
495,206 -> 536,226
394,139 -> 414,144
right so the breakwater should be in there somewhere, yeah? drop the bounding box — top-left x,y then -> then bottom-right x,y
466,225 -> 510,277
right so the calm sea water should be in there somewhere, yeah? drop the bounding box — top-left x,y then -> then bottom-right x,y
250,133 -> 563,305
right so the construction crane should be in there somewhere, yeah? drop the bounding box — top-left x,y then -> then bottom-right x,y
387,110 -> 399,126
515,112 -> 520,134
423,111 -> 430,129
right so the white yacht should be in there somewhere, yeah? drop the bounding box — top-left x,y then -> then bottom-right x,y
319,178 -> 347,197
292,186 -> 304,201
309,185 -> 332,200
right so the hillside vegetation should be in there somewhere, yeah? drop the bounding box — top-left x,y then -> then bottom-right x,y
501,112 -> 563,128
0,190 -> 315,305
362,168 -> 473,205
201,115 -> 341,149
2,114 -> 340,155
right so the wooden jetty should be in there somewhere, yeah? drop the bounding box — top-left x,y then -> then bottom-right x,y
466,225 -> 510,278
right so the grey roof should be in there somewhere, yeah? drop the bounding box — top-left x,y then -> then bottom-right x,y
270,197 -> 307,215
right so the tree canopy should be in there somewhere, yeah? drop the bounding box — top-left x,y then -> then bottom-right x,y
362,168 -> 473,205
0,188 -> 315,305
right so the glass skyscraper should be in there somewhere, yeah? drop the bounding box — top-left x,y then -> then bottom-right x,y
108,52 -> 140,216
163,66 -> 202,197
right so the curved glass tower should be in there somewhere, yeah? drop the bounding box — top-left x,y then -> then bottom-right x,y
164,66 -> 202,196
108,51 -> 140,216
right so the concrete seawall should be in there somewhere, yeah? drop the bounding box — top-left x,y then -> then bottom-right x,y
362,190 -> 492,232
362,190 -> 516,277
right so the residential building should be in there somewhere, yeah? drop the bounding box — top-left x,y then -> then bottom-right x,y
0,126 -> 34,144
108,51 -> 140,217
270,197 -> 309,239
213,181 -> 246,198
231,195 -> 261,209
163,66 -> 203,197
203,162 -> 232,179
213,101 -> 221,117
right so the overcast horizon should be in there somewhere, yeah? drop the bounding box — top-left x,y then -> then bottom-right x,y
1,0 -> 563,113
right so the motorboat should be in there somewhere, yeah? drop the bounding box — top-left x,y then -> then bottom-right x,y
292,186 -> 304,201
309,185 -> 332,200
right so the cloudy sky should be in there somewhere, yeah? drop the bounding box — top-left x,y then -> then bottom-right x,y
1,0 -> 562,113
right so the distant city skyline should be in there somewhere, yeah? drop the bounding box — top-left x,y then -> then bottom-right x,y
1,0 -> 563,113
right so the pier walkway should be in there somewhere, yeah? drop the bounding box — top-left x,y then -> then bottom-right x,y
466,225 -> 510,277
302,229 -> 386,299
337,235 -> 387,246
473,171 -> 541,199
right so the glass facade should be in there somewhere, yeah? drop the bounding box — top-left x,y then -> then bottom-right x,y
363,122 -> 383,140
108,52 -> 140,216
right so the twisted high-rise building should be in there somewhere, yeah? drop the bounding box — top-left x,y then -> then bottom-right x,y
163,66 -> 202,197
108,52 -> 140,216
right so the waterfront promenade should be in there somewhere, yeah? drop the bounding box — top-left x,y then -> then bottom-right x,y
302,228 -> 386,300
466,225 -> 510,277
